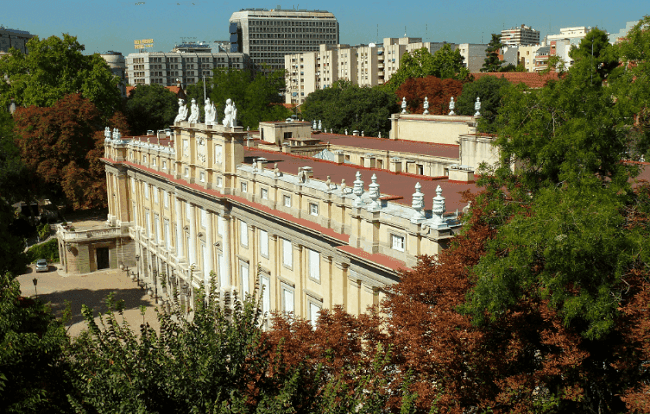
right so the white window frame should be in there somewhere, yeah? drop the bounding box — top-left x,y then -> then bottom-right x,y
153,186 -> 158,203
154,214 -> 160,242
214,144 -> 223,164
163,160 -> 167,170
308,249 -> 320,282
309,202 -> 319,216
241,181 -> 248,193
131,177 -> 135,194
200,208 -> 207,228
282,239 -> 292,268
186,202 -> 191,222
283,195 -> 291,207
144,183 -> 149,199
240,220 -> 248,247
259,229 -> 269,258
261,187 -> 269,200
281,283 -> 294,314
164,190 -> 169,208
145,210 -> 151,237
239,260 -> 250,297
200,172 -> 206,182
391,234 -> 405,252
308,299 -> 322,327
217,176 -> 223,188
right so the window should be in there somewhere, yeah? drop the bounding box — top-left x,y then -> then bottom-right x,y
218,215 -> 224,238
241,181 -> 248,193
163,160 -> 167,170
184,167 -> 189,177
164,190 -> 169,208
282,284 -> 294,314
143,155 -> 147,163
260,229 -> 269,258
200,172 -> 206,182
214,144 -> 223,164
240,220 -> 248,247
391,234 -> 405,252
153,186 -> 159,203
144,183 -> 149,199
261,188 -> 269,200
200,208 -> 207,228
145,210 -> 151,237
217,176 -> 223,187
164,219 -> 170,251
282,239 -> 292,268
240,260 -> 250,296
308,249 -> 320,282
154,214 -> 160,242
309,203 -> 319,216
131,177 -> 136,193
185,202 -> 191,222
283,195 -> 291,207
309,301 -> 322,327
261,275 -> 271,317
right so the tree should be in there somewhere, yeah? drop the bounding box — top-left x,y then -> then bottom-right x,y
385,45 -> 470,92
568,27 -> 620,85
456,75 -> 511,132
0,34 -> 122,119
12,94 -> 128,210
481,34 -> 504,72
124,84 -> 178,135
301,81 -> 398,136
0,111 -> 32,205
395,76 -> 463,114
200,68 -> 291,130
0,272 -> 71,413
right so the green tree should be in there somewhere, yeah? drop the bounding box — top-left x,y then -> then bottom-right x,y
0,111 -> 33,205
481,34 -> 504,72
456,75 -> 511,132
0,34 -> 122,119
302,81 -> 398,136
202,68 -> 291,130
385,45 -> 469,92
124,83 -> 178,135
568,27 -> 620,85
0,272 -> 71,413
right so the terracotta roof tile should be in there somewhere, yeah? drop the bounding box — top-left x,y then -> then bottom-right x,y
470,72 -> 560,88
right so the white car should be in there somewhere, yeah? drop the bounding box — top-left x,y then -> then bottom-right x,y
35,259 -> 48,272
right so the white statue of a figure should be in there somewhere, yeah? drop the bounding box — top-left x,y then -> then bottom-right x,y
222,99 -> 237,128
204,98 -> 216,125
104,126 -> 111,141
401,97 -> 407,114
174,99 -> 188,123
188,98 -> 199,123
449,97 -> 456,116
474,97 -> 481,117
423,97 -> 430,115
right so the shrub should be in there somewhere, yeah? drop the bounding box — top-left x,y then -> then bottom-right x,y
26,239 -> 59,263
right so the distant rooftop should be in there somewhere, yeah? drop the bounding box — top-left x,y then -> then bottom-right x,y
0,26 -> 32,35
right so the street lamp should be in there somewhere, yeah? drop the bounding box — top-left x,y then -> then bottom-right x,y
32,277 -> 38,299
135,254 -> 140,285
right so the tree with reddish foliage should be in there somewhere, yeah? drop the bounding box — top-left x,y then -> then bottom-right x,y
395,76 -> 464,115
13,94 -> 129,210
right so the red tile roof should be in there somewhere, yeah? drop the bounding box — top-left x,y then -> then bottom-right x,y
244,147 -> 476,211
313,134 -> 460,159
471,72 -> 560,88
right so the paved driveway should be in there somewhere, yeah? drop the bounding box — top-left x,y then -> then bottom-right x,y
17,265 -> 161,337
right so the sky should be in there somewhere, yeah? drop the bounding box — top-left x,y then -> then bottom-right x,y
2,0 -> 645,55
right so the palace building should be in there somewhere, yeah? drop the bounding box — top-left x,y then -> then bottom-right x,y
57,108 -> 492,321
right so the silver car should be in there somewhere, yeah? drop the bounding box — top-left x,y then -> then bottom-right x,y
35,259 -> 48,272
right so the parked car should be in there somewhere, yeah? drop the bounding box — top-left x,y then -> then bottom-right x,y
35,259 -> 48,272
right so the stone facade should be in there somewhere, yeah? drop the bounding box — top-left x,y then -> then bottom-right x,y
101,116 -> 474,321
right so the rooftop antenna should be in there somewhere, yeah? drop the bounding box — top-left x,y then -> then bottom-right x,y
377,24 -> 379,43
404,26 -> 407,37
426,23 -> 428,41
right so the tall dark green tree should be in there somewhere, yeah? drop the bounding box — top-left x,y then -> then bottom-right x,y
124,84 -> 178,135
0,34 -> 122,119
302,80 -> 398,136
456,75 -> 511,132
481,34 -> 504,72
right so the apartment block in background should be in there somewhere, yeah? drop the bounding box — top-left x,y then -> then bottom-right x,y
501,24 -> 541,46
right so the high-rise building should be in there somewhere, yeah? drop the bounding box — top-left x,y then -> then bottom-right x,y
125,45 -> 248,87
501,24 -> 540,46
101,51 -> 127,97
0,26 -> 35,55
285,38 -> 477,105
229,8 -> 339,71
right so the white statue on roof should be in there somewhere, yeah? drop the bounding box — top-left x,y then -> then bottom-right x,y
449,97 -> 455,116
112,127 -> 121,141
188,98 -> 199,123
318,120 -> 322,130
174,99 -> 188,123
222,99 -> 237,128
401,97 -> 407,114
423,97 -> 430,115
204,98 -> 217,125
104,126 -> 111,141
474,97 -> 481,117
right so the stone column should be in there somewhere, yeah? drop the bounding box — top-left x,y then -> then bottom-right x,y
293,242 -> 303,317
189,203 -> 197,267
221,214 -> 232,289
175,198 -> 183,258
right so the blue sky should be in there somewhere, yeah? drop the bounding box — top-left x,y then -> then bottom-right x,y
2,0 -> 645,55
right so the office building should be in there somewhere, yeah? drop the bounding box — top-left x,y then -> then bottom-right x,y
101,51 -> 127,97
0,26 -> 35,55
126,45 -> 248,87
501,24 -> 540,46
229,8 -> 339,71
